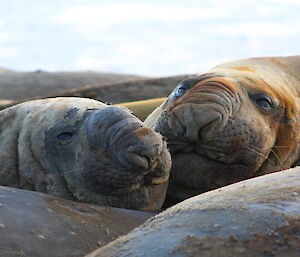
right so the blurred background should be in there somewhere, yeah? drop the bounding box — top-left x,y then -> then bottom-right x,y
0,0 -> 299,76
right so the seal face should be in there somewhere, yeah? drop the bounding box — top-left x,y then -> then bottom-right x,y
0,97 -> 171,211
145,56 -> 300,202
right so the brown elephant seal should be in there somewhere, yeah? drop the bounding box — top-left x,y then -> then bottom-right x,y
87,167 -> 300,257
0,186 -> 154,257
145,56 -> 300,202
0,97 -> 171,210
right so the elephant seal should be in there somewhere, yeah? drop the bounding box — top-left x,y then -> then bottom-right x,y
87,167 -> 300,257
0,186 -> 154,257
145,56 -> 300,202
0,97 -> 171,211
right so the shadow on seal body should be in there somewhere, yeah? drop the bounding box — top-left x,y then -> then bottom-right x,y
0,97 -> 171,211
87,167 -> 300,257
145,56 -> 300,203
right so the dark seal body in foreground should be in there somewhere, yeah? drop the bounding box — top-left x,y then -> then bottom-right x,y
87,167 -> 300,257
145,56 -> 300,202
0,186 -> 154,257
0,97 -> 171,210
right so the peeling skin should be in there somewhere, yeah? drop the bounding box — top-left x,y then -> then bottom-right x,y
145,55 -> 300,202
172,217 -> 300,257
86,168 -> 300,257
0,97 -> 171,210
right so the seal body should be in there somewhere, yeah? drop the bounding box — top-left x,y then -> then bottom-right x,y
0,186 -> 154,257
0,97 -> 171,210
145,56 -> 300,202
87,168 -> 300,257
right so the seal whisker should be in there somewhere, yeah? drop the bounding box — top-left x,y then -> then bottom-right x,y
269,148 -> 284,169
273,145 -> 289,168
62,168 -> 78,175
245,145 -> 284,170
243,146 -> 276,167
270,144 -> 289,170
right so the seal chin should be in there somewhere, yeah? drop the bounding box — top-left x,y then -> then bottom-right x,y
109,171 -> 169,196
71,180 -> 169,211
62,159 -> 170,210
167,150 -> 251,202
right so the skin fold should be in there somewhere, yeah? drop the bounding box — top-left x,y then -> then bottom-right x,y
0,97 -> 171,211
145,56 -> 300,202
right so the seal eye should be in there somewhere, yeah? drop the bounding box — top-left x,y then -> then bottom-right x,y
57,131 -> 76,140
253,94 -> 273,112
173,83 -> 187,98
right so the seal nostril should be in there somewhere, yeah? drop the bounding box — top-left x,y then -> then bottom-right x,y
127,152 -> 150,171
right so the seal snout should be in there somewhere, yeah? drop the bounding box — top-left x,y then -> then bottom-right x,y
126,127 -> 166,176
127,147 -> 156,172
84,106 -> 171,196
164,80 -> 239,144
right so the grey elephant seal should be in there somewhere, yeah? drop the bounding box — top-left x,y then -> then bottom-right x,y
0,186 -> 154,257
0,97 -> 171,210
145,56 -> 300,202
87,167 -> 300,257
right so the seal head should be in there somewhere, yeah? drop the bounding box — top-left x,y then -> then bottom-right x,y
0,98 -> 171,210
145,56 -> 300,202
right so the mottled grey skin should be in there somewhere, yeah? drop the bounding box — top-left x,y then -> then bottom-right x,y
145,56 -> 300,202
87,168 -> 300,257
0,97 -> 171,210
0,186 -> 154,257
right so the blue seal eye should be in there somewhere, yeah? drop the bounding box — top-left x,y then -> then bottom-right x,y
252,94 -> 273,112
173,82 -> 187,98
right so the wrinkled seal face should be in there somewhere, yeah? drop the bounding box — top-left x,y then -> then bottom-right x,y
44,106 -> 171,211
154,75 -> 298,202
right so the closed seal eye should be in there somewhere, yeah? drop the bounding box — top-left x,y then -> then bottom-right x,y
56,127 -> 78,145
57,131 -> 76,140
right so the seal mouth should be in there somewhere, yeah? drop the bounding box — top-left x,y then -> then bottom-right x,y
167,150 -> 251,203
167,140 -> 251,198
109,171 -> 170,196
69,176 -> 169,211
169,140 -> 238,164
